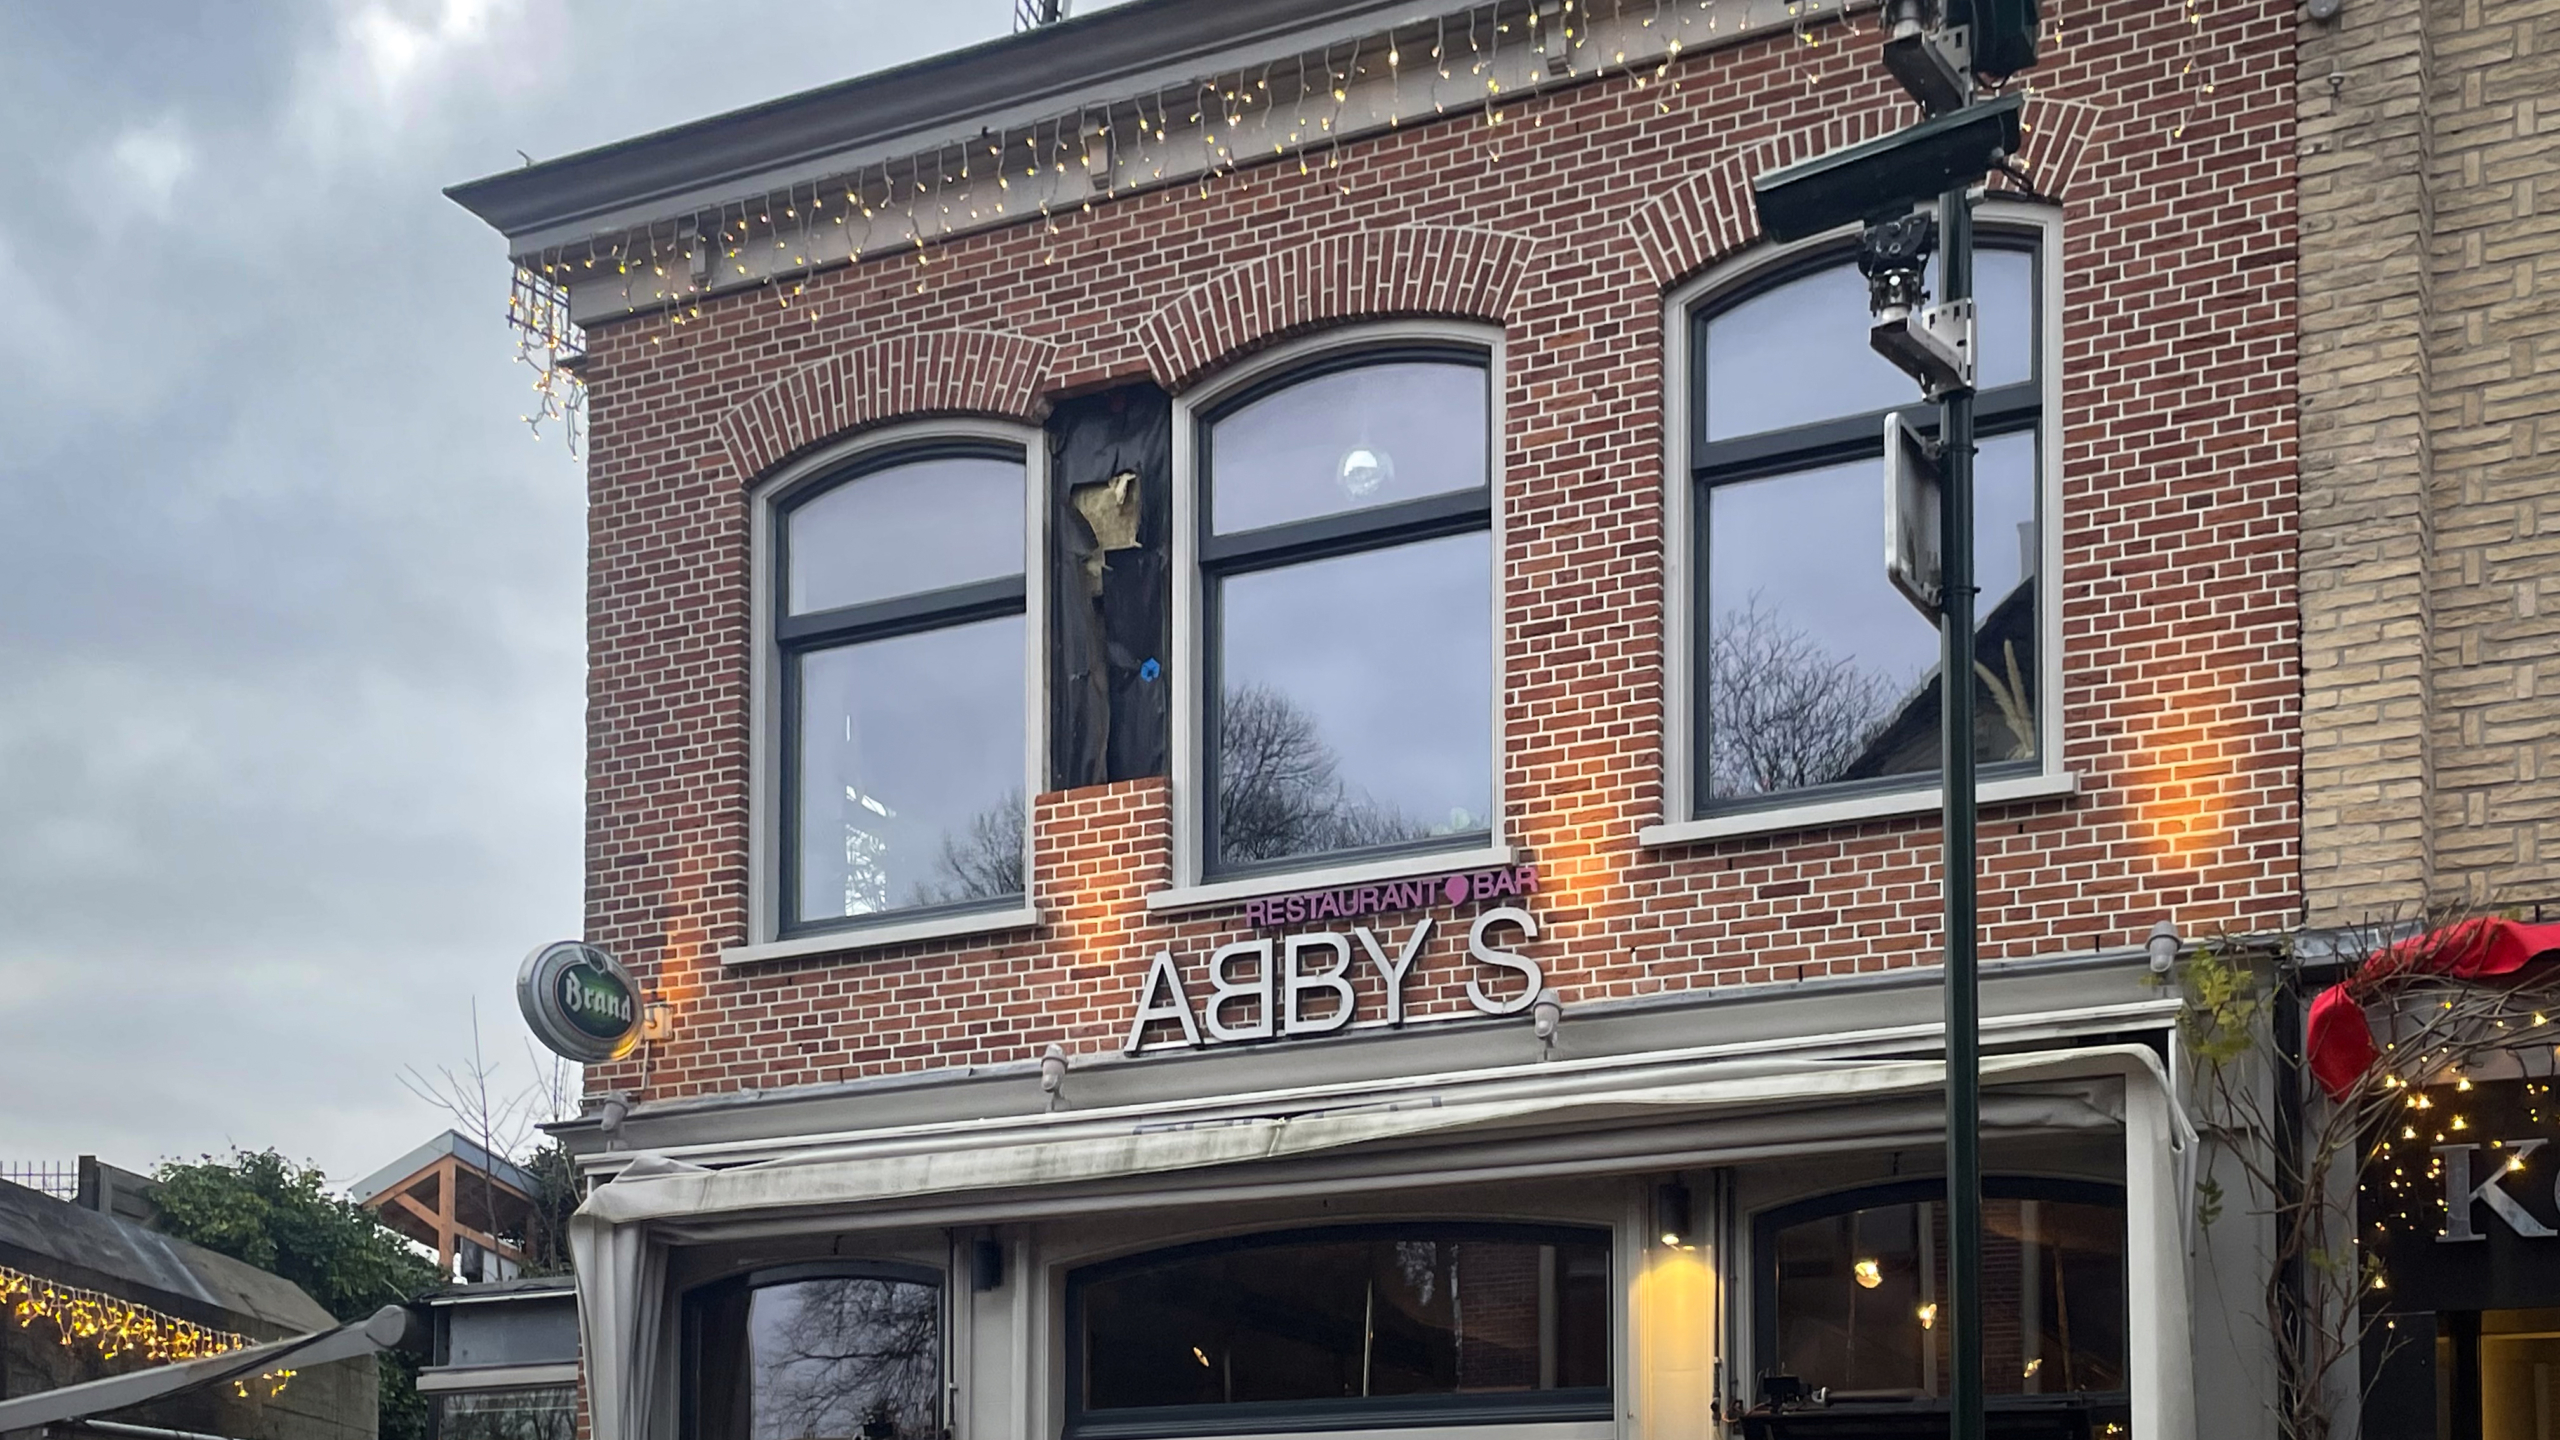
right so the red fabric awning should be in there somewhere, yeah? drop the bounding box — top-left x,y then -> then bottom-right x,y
2304,918 -> 2560,1099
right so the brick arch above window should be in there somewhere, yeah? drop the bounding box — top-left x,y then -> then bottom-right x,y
1625,94 -> 2103,291
716,329 -> 1058,484
1139,225 -> 1534,391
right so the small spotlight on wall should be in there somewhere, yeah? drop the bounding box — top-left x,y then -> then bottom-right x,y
1532,988 -> 1563,1059
1039,1043 -> 1069,1112
1655,1180 -> 1694,1250
2147,920 -> 2181,975
971,1237 -> 1005,1292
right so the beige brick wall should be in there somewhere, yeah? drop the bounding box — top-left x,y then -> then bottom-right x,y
2298,0 -> 2560,924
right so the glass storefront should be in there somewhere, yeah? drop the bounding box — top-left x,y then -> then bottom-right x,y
1067,1224 -> 1611,1436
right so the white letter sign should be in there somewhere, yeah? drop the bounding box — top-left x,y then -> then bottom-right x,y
2438,1140 -> 2557,1242
1122,951 -> 1203,1055
1352,919 -> 1432,1028
1283,933 -> 1356,1036
1204,939 -> 1276,1042
1465,907 -> 1542,1016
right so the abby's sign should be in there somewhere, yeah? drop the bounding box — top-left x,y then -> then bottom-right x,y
1121,863 -> 1547,1055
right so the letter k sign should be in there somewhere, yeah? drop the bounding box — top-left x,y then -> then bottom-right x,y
2437,1139 -> 2558,1242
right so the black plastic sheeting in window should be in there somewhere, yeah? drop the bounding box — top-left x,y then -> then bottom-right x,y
1048,383 -> 1171,790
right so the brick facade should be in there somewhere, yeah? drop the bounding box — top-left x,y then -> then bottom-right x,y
2296,0 -> 2560,924
572,0 -> 2301,1103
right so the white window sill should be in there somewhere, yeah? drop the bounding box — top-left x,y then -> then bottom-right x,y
1638,770 -> 2082,848
722,904 -> 1042,967
416,1362 -> 583,1393
1146,843 -> 1517,915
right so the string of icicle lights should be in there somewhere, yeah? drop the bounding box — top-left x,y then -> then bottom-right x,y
2,1260 -> 250,1363
0,1262 -> 300,1398
499,0 -> 1838,449
496,0 -> 2218,449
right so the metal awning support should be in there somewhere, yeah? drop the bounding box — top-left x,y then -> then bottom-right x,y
0,1305 -> 414,1435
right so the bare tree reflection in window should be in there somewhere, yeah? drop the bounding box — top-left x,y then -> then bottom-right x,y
749,1278 -> 941,1440
1217,685 -> 1429,863
1706,596 -> 1902,799
912,791 -> 1025,906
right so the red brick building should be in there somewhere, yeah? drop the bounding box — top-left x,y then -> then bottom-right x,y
453,0 -> 2296,1435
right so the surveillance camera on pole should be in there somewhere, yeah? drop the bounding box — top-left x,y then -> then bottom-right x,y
1750,94 -> 2015,392
1884,0 -> 2042,112
1749,7 -> 2038,1432
1882,0 -> 1974,115
1860,210 -> 1974,397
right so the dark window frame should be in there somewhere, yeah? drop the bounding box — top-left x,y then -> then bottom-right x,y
1750,1176 -> 2126,1402
679,1259 -> 947,1440
1064,1221 -> 1613,1439
1686,235 -> 2046,819
1196,344 -> 1498,881
774,440 -> 1030,938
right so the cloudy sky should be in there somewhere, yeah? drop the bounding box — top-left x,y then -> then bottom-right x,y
0,0 -> 1044,1190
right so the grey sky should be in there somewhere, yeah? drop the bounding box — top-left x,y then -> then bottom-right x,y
0,0 -> 1032,1188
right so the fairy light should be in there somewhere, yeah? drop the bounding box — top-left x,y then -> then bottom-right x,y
1,1262 -> 255,1366
491,0 -> 1936,444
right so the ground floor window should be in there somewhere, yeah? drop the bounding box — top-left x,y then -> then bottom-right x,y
684,1262 -> 943,1440
1755,1179 -> 2126,1403
1068,1223 -> 1610,1436
431,1387 -> 577,1440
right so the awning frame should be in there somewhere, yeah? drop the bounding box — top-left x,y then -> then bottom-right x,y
567,1045 -> 2196,1440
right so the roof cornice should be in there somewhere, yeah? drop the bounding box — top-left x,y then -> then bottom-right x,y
446,0 -> 1426,253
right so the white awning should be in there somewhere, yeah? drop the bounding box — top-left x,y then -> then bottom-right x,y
570,1045 -> 2195,1440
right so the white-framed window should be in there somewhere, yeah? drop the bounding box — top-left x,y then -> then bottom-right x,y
1646,202 -> 2073,847
1156,323 -> 1510,910
731,419 -> 1046,965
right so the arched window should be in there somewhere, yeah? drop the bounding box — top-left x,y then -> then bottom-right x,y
683,1262 -> 944,1440
1753,1179 -> 2125,1412
775,444 -> 1030,934
1067,1224 -> 1610,1436
1686,240 -> 2044,814
1194,345 -> 1496,877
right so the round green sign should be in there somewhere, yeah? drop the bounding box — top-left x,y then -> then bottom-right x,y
518,941 -> 642,1062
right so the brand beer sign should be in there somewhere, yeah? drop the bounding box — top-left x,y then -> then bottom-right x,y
1123,862 -> 1548,1055
518,940 -> 643,1063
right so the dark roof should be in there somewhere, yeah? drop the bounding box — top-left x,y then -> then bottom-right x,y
0,1178 -> 335,1337
446,0 -> 1417,253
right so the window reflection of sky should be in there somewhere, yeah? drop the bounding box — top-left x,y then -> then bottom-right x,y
1708,431 -> 2037,687
795,615 -> 1023,920
1209,362 -> 1487,535
1218,531 -> 1491,842
1703,249 -> 2032,443
788,455 -> 1022,614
